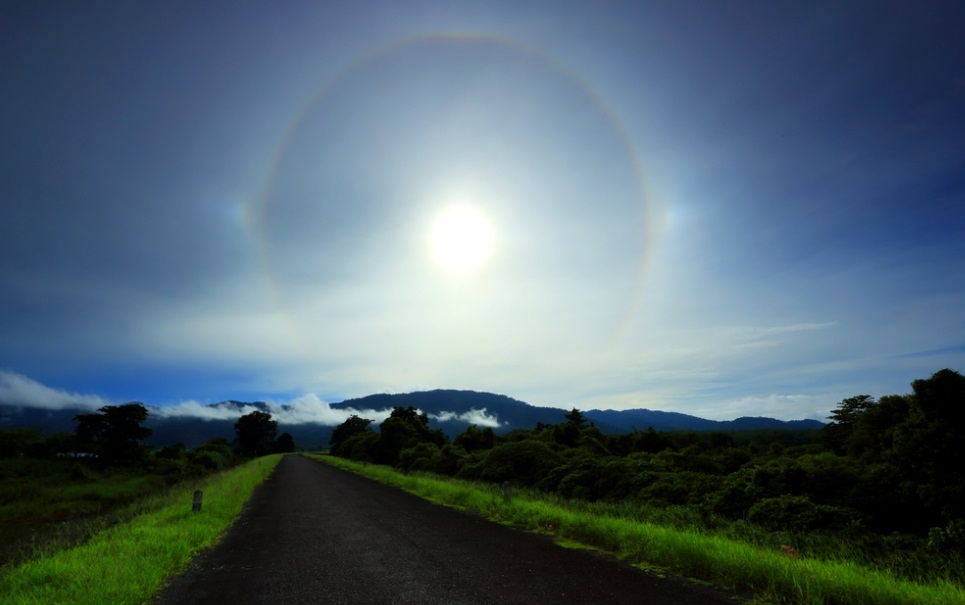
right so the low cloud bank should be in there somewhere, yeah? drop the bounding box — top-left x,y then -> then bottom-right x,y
154,393 -> 394,426
156,394 -> 502,427
0,370 -> 109,411
0,372 -> 503,429
697,393 -> 835,422
431,408 -> 501,428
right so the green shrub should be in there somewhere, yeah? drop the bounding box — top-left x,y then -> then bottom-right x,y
747,494 -> 853,531
475,440 -> 563,485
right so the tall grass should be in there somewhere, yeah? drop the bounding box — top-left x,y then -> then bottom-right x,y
0,454 -> 283,605
0,458 -> 167,521
311,455 -> 965,605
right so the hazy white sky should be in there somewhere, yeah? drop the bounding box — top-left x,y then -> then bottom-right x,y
2,1 -> 964,421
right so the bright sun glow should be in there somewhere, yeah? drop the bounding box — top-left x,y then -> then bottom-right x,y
428,206 -> 494,274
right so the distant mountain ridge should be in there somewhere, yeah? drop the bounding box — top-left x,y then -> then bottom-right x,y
582,407 -> 825,432
0,389 -> 824,449
333,390 -> 824,433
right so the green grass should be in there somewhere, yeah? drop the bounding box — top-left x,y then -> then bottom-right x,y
0,458 -> 167,521
0,454 -> 283,605
0,459 -> 178,567
309,454 -> 965,605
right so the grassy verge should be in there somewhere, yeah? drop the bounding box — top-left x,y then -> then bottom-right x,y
0,454 -> 283,605
0,458 -> 168,521
0,459 -> 178,566
309,454 -> 965,605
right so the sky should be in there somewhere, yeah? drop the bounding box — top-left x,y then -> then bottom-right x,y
2,1 -> 964,423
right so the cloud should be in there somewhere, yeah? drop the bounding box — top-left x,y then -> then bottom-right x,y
266,394 -> 394,425
153,393 -> 394,426
0,370 -> 110,411
694,393 -> 839,422
431,408 -> 502,428
721,322 -> 839,348
0,372 -> 501,429
151,400 -> 258,421
896,343 -> 965,359
155,394 -> 502,428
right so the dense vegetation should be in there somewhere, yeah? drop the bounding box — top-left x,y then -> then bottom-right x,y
0,405 -> 294,566
316,455 -> 965,605
1,404 -> 295,473
330,369 -> 965,585
1,455 -> 283,605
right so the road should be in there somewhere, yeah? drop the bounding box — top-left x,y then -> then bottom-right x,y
152,455 -> 738,604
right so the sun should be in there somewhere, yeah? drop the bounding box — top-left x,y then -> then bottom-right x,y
428,205 -> 494,274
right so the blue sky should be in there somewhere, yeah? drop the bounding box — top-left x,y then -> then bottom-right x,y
2,1 -> 963,422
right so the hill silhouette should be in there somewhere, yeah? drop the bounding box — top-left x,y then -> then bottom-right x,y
0,389 -> 824,449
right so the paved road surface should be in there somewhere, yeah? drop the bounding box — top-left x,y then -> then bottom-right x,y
153,455 -> 738,604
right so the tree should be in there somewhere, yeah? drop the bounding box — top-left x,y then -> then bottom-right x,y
73,403 -> 152,466
847,394 -> 909,459
564,408 -> 587,427
374,406 -> 448,466
376,416 -> 421,465
822,395 -> 875,454
389,406 -> 429,429
275,432 -> 296,453
0,428 -> 43,458
893,368 -> 965,520
330,415 -> 373,456
454,425 -> 495,453
234,411 -> 277,457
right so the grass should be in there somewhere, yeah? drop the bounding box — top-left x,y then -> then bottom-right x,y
0,459 -> 176,567
309,454 -> 965,605
0,458 -> 168,521
0,454 -> 283,605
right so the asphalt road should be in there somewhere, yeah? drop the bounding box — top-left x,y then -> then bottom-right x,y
152,455 -> 738,604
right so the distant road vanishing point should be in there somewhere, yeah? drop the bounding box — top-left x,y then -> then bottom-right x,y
153,455 -> 737,604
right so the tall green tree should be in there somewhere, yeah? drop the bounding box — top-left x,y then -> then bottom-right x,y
234,410 -> 277,457
375,406 -> 446,465
330,415 -> 373,456
893,368 -> 965,520
822,395 -> 875,454
73,403 -> 152,466
376,416 -> 421,465
454,425 -> 495,453
275,432 -> 296,453
564,408 -> 587,427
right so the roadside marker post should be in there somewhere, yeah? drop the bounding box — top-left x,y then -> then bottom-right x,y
193,490 -> 203,512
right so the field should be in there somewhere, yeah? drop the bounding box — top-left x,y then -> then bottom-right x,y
310,454 -> 965,605
0,458 -> 177,566
0,454 -> 282,605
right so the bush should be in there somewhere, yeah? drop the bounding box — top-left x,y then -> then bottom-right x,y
188,450 -> 226,471
397,443 -> 440,471
927,518 -> 965,553
473,440 -> 563,485
638,471 -> 720,506
337,431 -> 378,462
747,494 -> 853,531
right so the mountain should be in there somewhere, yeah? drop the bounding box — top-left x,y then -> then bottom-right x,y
583,408 -> 826,432
332,390 -> 626,435
0,389 -> 824,448
337,391 -> 825,433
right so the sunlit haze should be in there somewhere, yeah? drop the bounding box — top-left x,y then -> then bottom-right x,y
428,205 -> 494,275
1,2 -> 963,422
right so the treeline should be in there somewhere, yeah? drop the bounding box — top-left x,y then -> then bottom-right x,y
0,406 -> 295,482
330,369 -> 965,550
